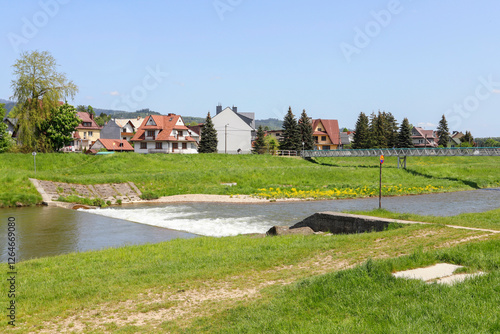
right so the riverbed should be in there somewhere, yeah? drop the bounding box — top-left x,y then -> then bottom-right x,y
2,188 -> 500,262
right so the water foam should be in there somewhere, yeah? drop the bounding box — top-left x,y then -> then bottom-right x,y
83,206 -> 274,237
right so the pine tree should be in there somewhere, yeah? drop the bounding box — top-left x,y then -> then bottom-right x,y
383,112 -> 398,148
437,115 -> 450,147
198,112 -> 218,153
252,125 -> 266,154
461,131 -> 474,145
397,118 -> 414,148
369,112 -> 387,148
352,112 -> 370,149
298,109 -> 314,151
280,107 -> 301,151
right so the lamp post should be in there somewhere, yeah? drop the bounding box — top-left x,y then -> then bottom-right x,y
302,142 -> 305,157
225,124 -> 229,154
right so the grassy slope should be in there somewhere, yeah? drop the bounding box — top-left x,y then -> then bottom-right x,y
2,209 -> 500,332
0,153 -> 499,207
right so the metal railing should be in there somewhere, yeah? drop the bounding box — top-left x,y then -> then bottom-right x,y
302,147 -> 500,158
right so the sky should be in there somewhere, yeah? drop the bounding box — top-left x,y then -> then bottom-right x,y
1,0 -> 500,136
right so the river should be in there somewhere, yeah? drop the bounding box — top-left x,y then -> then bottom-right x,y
2,188 -> 500,262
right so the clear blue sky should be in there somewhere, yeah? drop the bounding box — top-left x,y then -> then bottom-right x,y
1,0 -> 499,136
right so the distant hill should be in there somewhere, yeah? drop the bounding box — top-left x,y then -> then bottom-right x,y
94,108 -> 161,119
256,118 -> 283,130
0,99 -> 16,115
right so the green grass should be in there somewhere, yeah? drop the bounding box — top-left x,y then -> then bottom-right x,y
351,208 -> 500,231
193,241 -> 500,333
1,153 -> 499,207
2,207 -> 500,332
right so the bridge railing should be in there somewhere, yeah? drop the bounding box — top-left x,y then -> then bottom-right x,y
302,147 -> 500,158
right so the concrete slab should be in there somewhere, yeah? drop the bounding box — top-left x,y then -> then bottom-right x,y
393,263 -> 486,285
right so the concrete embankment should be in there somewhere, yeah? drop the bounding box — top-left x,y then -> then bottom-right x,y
290,212 -> 427,234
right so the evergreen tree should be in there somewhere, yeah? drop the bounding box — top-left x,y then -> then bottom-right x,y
437,115 -> 450,147
252,125 -> 266,154
280,107 -> 301,151
0,104 -> 12,153
369,112 -> 387,148
397,118 -> 414,148
298,109 -> 314,151
198,112 -> 218,153
461,131 -> 474,145
352,112 -> 370,149
383,112 -> 398,148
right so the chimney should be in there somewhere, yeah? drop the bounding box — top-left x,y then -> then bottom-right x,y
137,116 -> 140,120
90,113 -> 94,120
232,105 -> 237,113
216,103 -> 222,115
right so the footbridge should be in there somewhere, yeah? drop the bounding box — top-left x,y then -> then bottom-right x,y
302,147 -> 500,168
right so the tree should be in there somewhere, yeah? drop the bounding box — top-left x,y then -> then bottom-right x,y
383,112 -> 398,148
369,112 -> 387,148
252,125 -> 266,154
40,103 -> 80,151
484,138 -> 500,147
298,109 -> 314,151
264,135 -> 279,155
461,131 -> 474,145
352,112 -> 370,149
0,104 -> 13,153
198,112 -> 218,153
95,112 -> 111,127
397,118 -> 414,148
280,107 -> 301,151
10,50 -> 78,152
437,115 -> 450,147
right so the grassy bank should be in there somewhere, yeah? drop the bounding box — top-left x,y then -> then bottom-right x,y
2,209 -> 499,332
0,153 -> 499,207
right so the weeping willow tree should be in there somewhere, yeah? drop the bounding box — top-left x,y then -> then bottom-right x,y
10,50 -> 78,152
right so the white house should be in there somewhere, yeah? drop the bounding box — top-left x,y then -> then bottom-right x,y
211,105 -> 255,154
131,114 -> 198,154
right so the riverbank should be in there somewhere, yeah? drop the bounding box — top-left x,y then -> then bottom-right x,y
3,208 -> 500,333
1,153 -> 499,207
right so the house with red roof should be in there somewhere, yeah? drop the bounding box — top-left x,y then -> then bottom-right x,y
73,112 -> 102,150
411,127 -> 438,148
131,114 -> 198,154
90,139 -> 134,152
312,119 -> 340,150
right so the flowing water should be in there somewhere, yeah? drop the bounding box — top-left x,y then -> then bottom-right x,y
2,188 -> 500,262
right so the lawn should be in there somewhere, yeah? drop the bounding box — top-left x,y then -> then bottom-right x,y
2,208 -> 499,333
0,153 -> 499,207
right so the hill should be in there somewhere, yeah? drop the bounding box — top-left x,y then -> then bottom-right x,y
0,99 -> 16,115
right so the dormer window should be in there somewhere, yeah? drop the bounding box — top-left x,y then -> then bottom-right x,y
147,130 -> 155,137
83,122 -> 92,127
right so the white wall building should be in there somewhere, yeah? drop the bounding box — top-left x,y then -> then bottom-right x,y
211,105 -> 255,154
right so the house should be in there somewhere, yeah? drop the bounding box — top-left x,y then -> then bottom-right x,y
340,131 -> 354,148
266,130 -> 283,143
115,117 -> 144,141
411,127 -> 438,148
73,112 -> 101,150
311,119 -> 340,150
90,138 -> 134,152
100,120 -> 121,140
131,114 -> 198,154
449,131 -> 464,147
2,118 -> 17,138
211,105 -> 255,154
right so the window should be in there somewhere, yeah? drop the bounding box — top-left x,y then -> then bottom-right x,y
314,137 -> 318,143
318,127 -> 322,131
172,143 -> 178,150
321,136 -> 326,141
119,142 -> 124,147
155,142 -> 162,149
182,143 -> 187,149
140,142 -> 147,149
322,146 -> 330,150
178,131 -> 183,137
83,132 -> 87,139
83,122 -> 91,127
88,131 -> 93,137
147,130 -> 155,137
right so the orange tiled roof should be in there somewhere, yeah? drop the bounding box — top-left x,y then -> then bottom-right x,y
132,114 -> 192,142
312,119 -> 340,145
93,139 -> 134,151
